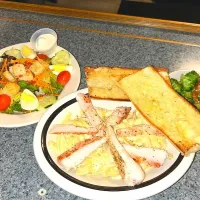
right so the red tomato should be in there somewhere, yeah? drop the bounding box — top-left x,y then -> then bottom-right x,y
0,94 -> 11,111
57,71 -> 71,86
37,54 -> 49,60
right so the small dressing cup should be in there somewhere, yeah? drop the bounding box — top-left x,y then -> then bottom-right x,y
30,28 -> 58,55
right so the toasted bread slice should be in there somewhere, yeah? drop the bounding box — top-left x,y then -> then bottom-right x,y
85,66 -> 170,100
118,66 -> 200,155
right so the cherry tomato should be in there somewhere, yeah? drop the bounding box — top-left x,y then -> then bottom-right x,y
57,71 -> 71,86
37,54 -> 49,60
0,94 -> 11,111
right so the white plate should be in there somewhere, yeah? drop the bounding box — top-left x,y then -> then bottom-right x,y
33,76 -> 196,200
170,69 -> 200,79
0,42 -> 80,127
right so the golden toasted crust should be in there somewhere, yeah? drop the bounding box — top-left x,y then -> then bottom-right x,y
84,66 -> 171,100
118,66 -> 200,155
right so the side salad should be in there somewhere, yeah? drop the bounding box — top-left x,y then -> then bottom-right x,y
170,70 -> 200,111
0,45 -> 72,114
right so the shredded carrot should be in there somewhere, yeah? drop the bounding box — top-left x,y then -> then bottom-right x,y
32,70 -> 56,93
45,59 -> 51,65
0,77 -> 8,84
37,96 -> 45,100
0,58 -> 7,76
11,58 -> 36,64
4,58 -> 8,71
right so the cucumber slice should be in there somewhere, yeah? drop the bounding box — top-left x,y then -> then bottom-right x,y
4,48 -> 22,59
37,95 -> 57,110
51,50 -> 70,65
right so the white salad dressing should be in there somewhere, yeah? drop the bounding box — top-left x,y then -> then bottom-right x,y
35,34 -> 57,52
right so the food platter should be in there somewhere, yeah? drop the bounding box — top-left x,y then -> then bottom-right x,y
0,42 -> 80,127
33,83 -> 195,200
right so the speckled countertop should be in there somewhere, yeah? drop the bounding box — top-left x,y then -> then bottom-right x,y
0,8 -> 200,200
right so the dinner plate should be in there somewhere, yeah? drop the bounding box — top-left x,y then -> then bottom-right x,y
0,42 -> 80,127
33,74 -> 196,200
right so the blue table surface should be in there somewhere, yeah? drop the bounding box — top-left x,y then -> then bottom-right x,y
0,7 -> 200,200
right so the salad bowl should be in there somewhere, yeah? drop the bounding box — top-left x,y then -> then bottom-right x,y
0,42 -> 80,127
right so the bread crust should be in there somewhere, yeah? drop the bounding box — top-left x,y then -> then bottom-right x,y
118,66 -> 200,155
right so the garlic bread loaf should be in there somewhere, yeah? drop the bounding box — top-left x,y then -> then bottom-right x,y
119,66 -> 200,155
85,66 -> 170,100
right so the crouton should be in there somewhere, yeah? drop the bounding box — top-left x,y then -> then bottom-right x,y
30,61 -> 45,75
10,64 -> 26,77
18,70 -> 34,81
3,71 -> 16,82
1,82 -> 20,97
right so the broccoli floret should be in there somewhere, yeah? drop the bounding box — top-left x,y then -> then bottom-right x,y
180,71 -> 199,91
186,71 -> 199,80
170,78 -> 182,94
180,90 -> 194,103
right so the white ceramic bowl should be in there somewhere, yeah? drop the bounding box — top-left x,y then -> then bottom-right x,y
0,42 -> 80,127
170,69 -> 200,79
